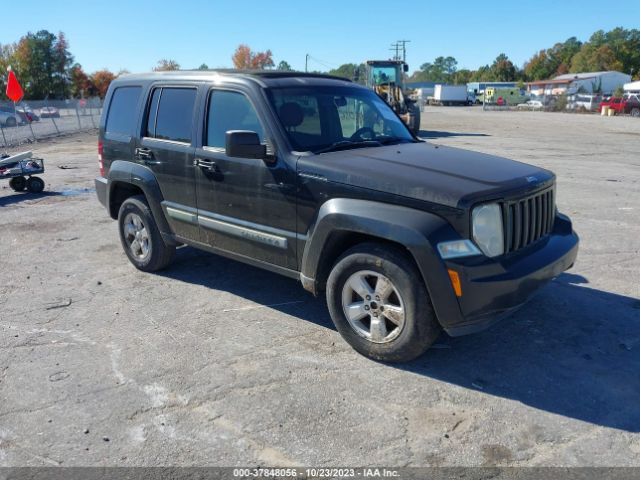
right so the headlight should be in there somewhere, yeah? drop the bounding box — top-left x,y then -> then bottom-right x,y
472,203 -> 504,257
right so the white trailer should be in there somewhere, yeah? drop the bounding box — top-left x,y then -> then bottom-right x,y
432,85 -> 469,106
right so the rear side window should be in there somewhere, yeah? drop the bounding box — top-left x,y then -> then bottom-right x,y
105,86 -> 142,135
206,90 -> 264,148
146,87 -> 196,143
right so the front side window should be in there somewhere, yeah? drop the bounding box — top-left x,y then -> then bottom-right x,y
146,87 -> 196,143
206,90 -> 264,148
105,86 -> 142,135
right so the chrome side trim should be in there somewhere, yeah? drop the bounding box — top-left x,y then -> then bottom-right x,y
198,215 -> 288,249
166,206 -> 198,224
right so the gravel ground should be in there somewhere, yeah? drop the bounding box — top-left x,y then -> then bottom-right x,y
0,108 -> 639,467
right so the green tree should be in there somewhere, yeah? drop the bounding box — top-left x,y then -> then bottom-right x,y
277,60 -> 292,71
153,59 -> 180,71
490,53 -> 517,81
328,63 -> 361,82
11,30 -> 74,99
0,42 -> 17,93
570,28 -> 639,74
468,65 -> 492,82
571,44 -> 623,72
524,37 -> 583,80
410,56 -> 457,83
197,63 -> 209,70
452,69 -> 472,85
52,31 -> 74,97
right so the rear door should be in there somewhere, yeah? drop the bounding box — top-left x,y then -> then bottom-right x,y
101,85 -> 143,175
138,85 -> 200,240
193,87 -> 298,269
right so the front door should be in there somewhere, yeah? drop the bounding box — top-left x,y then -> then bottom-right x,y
194,88 -> 298,269
138,86 -> 199,240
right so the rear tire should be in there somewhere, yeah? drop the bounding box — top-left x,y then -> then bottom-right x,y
9,176 -> 26,191
5,117 -> 16,127
117,194 -> 175,272
326,243 -> 441,362
26,176 -> 45,193
631,108 -> 640,118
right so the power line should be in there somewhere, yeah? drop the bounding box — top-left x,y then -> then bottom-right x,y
305,55 -> 337,71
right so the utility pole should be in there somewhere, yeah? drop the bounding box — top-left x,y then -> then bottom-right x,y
397,40 -> 411,63
305,54 -> 309,73
390,43 -> 400,61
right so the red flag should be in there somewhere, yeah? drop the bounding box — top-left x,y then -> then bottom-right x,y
6,68 -> 24,103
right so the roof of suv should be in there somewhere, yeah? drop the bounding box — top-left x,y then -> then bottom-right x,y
116,70 -> 355,88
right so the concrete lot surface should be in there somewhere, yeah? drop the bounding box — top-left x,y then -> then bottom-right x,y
0,108 -> 639,466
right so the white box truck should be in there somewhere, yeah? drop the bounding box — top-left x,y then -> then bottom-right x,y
432,85 -> 469,106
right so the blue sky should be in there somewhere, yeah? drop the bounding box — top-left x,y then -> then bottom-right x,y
2,0 -> 639,75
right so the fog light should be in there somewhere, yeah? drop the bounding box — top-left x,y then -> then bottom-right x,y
437,240 -> 482,259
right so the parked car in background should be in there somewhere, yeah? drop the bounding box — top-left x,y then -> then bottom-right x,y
516,100 -> 544,111
567,94 -> 603,112
0,110 -> 20,126
623,95 -> 640,117
599,97 -> 625,114
599,96 -> 640,117
16,104 -> 40,123
39,106 -> 60,118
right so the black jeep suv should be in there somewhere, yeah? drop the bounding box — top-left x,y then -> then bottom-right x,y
95,70 -> 578,362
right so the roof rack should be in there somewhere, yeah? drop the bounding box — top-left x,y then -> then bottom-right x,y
183,69 -> 352,82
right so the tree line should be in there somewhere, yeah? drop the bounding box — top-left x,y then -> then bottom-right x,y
0,30 -> 121,100
327,28 -> 639,85
2,28 -> 638,100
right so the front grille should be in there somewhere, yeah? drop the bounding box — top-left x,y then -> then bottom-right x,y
503,187 -> 555,253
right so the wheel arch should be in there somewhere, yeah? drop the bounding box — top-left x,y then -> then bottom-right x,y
302,199 -> 447,288
106,161 -> 172,237
300,198 -> 464,329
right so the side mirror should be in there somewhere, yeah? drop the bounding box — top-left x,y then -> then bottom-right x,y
403,64 -> 409,73
225,130 -> 267,159
353,67 -> 360,82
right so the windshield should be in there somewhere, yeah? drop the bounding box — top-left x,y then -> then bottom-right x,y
267,86 -> 415,154
368,66 -> 398,85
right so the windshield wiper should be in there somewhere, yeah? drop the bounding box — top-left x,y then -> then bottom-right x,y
314,140 -> 381,154
377,136 -> 416,145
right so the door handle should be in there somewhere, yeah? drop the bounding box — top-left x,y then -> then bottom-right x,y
135,147 -> 152,159
136,148 -> 162,165
194,158 -> 219,172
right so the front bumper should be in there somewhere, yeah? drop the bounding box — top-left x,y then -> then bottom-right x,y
439,213 -> 579,336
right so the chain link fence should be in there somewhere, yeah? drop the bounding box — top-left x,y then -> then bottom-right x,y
0,98 -> 103,149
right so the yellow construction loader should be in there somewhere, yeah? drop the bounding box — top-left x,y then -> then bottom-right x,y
359,60 -> 420,134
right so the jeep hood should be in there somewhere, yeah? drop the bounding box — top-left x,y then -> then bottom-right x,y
302,142 -> 554,208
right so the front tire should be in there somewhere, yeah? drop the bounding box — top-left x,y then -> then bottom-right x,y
117,195 -> 175,272
326,243 -> 441,362
408,103 -> 421,134
631,108 -> 640,118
